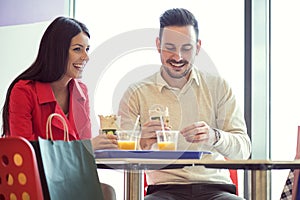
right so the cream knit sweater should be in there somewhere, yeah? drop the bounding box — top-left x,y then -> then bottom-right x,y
118,67 -> 251,185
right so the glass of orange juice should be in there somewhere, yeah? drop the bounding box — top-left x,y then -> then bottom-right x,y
156,130 -> 179,151
116,130 -> 139,150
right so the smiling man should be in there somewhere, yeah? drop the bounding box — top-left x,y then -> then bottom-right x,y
157,24 -> 200,88
118,8 -> 251,200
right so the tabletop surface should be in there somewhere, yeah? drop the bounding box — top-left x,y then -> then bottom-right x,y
95,158 -> 300,170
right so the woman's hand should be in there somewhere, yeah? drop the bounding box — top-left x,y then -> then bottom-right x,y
91,133 -> 118,150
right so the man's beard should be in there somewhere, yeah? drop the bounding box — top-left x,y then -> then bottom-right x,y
164,59 -> 191,79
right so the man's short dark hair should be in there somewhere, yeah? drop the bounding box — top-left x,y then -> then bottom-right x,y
159,8 -> 199,41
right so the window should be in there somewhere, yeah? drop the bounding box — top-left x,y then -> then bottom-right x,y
271,0 -> 300,198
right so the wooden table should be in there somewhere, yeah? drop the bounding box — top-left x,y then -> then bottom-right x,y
95,158 -> 300,200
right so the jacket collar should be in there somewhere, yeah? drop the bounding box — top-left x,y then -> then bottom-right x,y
36,81 -> 55,104
36,79 -> 86,104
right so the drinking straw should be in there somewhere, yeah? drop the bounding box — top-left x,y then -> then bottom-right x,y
159,115 -> 166,139
132,115 -> 140,150
132,115 -> 140,132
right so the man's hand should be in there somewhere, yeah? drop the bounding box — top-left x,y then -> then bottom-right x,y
180,121 -> 217,145
140,120 -> 170,150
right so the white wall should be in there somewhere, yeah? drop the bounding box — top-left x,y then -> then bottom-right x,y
0,21 -> 50,131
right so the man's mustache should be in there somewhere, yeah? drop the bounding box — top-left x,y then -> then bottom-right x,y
166,59 -> 188,65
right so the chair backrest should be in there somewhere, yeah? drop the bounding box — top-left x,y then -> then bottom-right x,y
101,182 -> 117,200
229,169 -> 239,195
280,126 -> 300,200
0,136 -> 44,200
293,126 -> 300,200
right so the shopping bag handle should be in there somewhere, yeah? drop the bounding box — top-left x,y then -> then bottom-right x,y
46,113 -> 69,141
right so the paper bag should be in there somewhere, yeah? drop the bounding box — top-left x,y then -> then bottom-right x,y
38,113 -> 104,200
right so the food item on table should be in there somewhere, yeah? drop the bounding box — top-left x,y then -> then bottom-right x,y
149,106 -> 170,127
99,115 -> 120,135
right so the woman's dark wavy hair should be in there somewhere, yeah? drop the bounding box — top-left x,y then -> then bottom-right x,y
159,8 -> 199,41
2,16 -> 90,136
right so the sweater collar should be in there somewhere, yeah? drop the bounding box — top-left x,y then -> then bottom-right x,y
155,66 -> 200,92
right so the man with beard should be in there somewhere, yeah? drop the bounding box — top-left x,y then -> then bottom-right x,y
118,8 -> 251,200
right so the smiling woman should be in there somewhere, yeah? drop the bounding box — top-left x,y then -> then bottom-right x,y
1,16 -> 92,141
1,16 -> 118,151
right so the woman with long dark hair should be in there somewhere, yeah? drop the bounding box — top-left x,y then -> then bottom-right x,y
2,16 -> 117,150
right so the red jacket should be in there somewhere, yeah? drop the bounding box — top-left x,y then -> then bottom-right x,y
8,79 -> 92,141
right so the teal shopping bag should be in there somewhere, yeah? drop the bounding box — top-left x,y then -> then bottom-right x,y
38,113 -> 104,200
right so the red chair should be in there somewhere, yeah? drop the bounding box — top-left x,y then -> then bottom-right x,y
229,169 -> 239,195
0,136 -> 44,200
144,169 -> 239,196
280,126 -> 300,199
